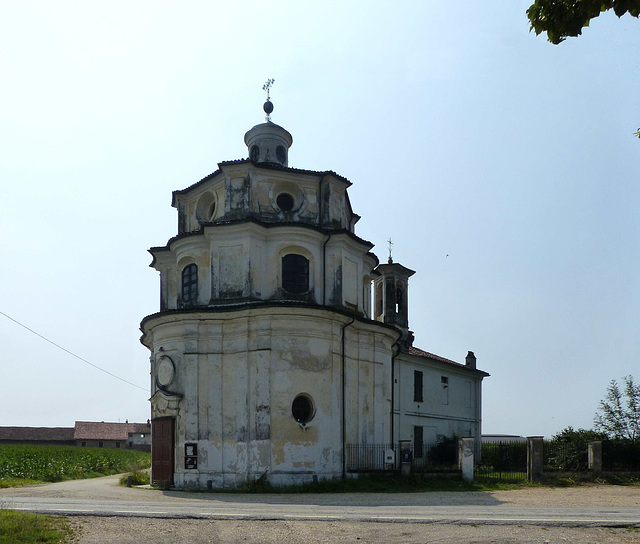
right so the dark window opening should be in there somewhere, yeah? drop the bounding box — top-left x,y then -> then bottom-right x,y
81,442 -> 86,447
375,282 -> 383,317
441,376 -> 449,405
282,254 -> 309,294
182,264 -> 198,304
116,442 -> 120,448
396,282 -> 404,313
292,394 -> 314,424
414,370 -> 423,402
276,192 -> 294,212
98,442 -> 104,448
414,426 -> 424,458
276,145 -> 286,163
250,145 -> 260,162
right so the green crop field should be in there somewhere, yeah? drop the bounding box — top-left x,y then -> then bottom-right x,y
0,445 -> 150,484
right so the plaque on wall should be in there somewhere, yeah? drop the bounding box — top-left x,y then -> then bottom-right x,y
185,443 -> 197,469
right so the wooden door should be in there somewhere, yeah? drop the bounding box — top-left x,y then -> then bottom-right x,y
151,417 -> 175,486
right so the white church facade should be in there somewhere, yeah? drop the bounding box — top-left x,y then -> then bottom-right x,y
140,97 -> 489,488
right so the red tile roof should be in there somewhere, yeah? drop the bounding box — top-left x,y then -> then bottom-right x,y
73,422 -> 147,441
0,426 -> 75,442
408,347 -> 490,377
408,347 -> 464,366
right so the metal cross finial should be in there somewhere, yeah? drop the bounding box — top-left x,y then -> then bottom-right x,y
387,238 -> 393,264
263,78 -> 275,99
262,78 -> 275,121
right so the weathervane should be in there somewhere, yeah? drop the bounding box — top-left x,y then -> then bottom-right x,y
387,237 -> 394,264
262,78 -> 275,121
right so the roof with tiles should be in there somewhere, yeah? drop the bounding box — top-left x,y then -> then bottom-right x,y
131,422 -> 151,434
408,347 -> 490,376
0,426 -> 75,442
73,421 -> 146,441
171,159 -> 352,201
408,347 -> 464,366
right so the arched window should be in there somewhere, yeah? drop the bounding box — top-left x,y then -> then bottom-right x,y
282,254 -> 309,294
181,264 -> 198,304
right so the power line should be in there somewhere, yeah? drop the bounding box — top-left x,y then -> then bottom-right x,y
0,310 -> 147,392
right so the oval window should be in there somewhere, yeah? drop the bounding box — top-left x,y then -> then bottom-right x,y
292,394 -> 314,424
250,145 -> 260,162
276,193 -> 295,212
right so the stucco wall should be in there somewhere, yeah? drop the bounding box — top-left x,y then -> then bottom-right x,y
394,354 -> 483,447
143,307 -> 397,488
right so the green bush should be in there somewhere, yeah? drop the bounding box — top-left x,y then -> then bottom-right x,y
544,427 -> 606,471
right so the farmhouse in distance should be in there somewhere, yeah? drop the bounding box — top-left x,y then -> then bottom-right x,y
0,421 -> 151,451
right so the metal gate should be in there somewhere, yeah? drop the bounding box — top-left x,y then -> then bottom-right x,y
475,441 -> 527,482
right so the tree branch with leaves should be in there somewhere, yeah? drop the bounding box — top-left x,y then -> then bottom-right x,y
594,375 -> 640,440
527,0 -> 640,44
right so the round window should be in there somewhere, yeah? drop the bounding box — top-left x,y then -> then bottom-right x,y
292,394 -> 314,424
276,193 -> 295,212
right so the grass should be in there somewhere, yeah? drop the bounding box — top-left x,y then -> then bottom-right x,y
119,465 -> 150,487
196,473 -> 539,493
183,472 -> 640,494
0,479 -> 45,489
0,509 -> 74,544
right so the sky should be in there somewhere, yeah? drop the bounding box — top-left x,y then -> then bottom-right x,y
1,1 -> 638,438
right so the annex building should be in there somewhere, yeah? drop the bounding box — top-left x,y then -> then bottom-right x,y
140,97 -> 489,488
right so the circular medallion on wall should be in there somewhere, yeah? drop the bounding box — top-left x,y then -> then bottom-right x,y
156,355 -> 175,388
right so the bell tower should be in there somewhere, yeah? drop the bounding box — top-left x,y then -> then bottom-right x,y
373,243 -> 415,349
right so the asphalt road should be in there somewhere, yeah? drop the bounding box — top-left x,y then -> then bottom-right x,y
1,475 -> 639,528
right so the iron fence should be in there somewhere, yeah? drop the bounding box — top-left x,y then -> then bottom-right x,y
475,441 -> 527,482
543,440 -> 588,472
345,441 -> 459,473
603,440 -> 640,471
412,439 -> 458,472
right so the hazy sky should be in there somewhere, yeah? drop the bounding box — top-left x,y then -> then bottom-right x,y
1,1 -> 638,438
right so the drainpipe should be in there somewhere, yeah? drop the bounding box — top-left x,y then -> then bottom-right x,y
319,175 -> 330,307
390,338 -> 401,448
341,317 -> 355,480
322,234 -> 331,306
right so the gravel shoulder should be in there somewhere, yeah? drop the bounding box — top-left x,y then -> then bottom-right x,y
3,474 -> 640,508
4,477 -> 640,543
71,517 -> 640,544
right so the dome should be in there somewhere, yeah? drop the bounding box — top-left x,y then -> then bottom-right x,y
244,121 -> 293,167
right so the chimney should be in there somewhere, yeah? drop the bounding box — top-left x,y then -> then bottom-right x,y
465,351 -> 476,369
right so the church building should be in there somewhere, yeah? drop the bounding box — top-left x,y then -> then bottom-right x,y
140,93 -> 489,488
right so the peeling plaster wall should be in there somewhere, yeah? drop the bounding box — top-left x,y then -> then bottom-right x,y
143,308 -> 397,488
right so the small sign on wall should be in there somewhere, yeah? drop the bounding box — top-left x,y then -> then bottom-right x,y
185,443 -> 197,469
384,449 -> 395,465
